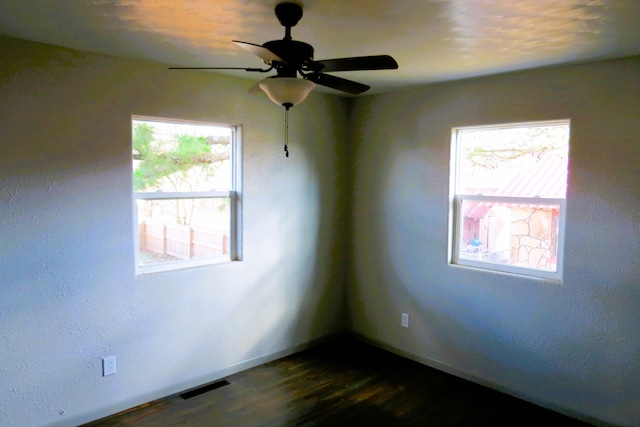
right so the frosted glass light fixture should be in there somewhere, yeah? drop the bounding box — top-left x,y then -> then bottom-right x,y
256,77 -> 316,158
259,77 -> 316,109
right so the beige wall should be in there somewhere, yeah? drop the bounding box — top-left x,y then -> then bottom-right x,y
2,31 -> 639,427
0,36 -> 348,427
348,57 -> 640,426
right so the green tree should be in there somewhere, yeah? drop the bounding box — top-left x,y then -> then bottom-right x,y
132,122 -> 230,225
463,124 -> 569,170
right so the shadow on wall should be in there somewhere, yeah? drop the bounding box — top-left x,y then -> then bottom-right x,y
113,103 -> 348,392
347,117 -> 640,425
0,66 -> 348,426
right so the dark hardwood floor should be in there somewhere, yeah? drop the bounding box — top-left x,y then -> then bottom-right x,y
82,335 -> 593,426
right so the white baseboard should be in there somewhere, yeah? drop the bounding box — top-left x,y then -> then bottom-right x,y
49,333 -> 341,427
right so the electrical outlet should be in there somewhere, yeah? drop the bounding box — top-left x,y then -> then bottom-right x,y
102,356 -> 116,376
401,313 -> 409,328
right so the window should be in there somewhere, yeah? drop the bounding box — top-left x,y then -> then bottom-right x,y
132,116 -> 241,274
449,120 -> 570,280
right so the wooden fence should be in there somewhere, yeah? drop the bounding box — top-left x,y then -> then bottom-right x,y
139,221 -> 229,259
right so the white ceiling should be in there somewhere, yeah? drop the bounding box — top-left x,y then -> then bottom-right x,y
1,0 -> 639,95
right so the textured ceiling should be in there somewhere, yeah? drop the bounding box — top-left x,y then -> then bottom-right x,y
1,0 -> 639,95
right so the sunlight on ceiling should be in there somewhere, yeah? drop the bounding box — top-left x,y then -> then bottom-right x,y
0,0 -> 638,94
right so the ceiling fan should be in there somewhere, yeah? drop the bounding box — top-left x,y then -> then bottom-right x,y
170,1 -> 399,110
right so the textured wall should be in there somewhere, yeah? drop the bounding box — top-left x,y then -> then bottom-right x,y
348,57 -> 640,426
0,36 -> 347,427
2,32 -> 639,427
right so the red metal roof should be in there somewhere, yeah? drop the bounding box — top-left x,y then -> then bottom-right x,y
464,155 -> 568,219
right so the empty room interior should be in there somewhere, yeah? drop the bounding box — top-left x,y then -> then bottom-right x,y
1,1 -> 639,426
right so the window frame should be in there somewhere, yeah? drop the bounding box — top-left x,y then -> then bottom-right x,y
448,120 -> 569,281
132,116 -> 242,275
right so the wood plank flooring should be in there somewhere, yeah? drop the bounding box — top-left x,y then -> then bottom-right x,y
82,335 -> 593,426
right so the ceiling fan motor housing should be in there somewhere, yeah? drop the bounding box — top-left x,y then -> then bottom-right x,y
263,39 -> 314,76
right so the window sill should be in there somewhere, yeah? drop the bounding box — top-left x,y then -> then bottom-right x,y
449,262 -> 563,284
135,257 -> 240,276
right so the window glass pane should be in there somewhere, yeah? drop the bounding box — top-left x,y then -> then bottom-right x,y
457,124 -> 569,197
132,120 -> 232,193
132,116 -> 239,272
451,121 -> 569,279
137,197 -> 230,267
458,199 -> 561,272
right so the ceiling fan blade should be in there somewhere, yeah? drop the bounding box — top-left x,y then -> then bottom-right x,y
168,66 -> 271,72
247,79 -> 265,94
314,55 -> 398,72
306,73 -> 370,95
233,40 -> 286,65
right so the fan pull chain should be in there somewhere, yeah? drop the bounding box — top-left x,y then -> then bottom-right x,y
284,107 -> 290,157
